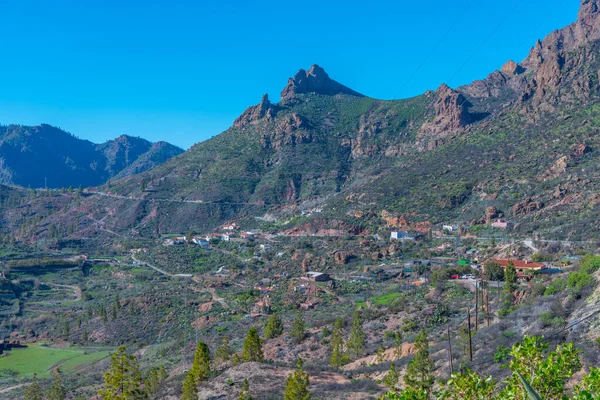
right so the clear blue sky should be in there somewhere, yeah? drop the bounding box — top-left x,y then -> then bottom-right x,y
0,0 -> 580,149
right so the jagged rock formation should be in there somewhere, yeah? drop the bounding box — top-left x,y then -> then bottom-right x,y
280,64 -> 364,102
234,94 -> 277,128
418,84 -> 473,148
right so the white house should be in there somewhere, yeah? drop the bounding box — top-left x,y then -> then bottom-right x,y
390,231 -> 409,240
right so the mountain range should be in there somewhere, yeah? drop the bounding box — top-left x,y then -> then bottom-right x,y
5,0 -> 600,242
0,124 -> 183,188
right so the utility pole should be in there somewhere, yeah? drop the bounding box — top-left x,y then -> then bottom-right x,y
467,308 -> 473,362
475,281 -> 479,331
486,290 -> 490,327
447,327 -> 454,375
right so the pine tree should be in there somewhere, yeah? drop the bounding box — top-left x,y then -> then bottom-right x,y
403,329 -> 434,392
242,328 -> 264,362
290,312 -> 306,344
264,313 -> 284,339
383,362 -> 400,390
238,379 -> 254,400
189,341 -> 211,383
329,319 -> 345,368
216,336 -> 232,362
23,373 -> 44,400
284,358 -> 310,400
347,310 -> 366,358
377,344 -> 386,364
46,371 -> 67,400
145,366 -> 167,398
502,262 -> 518,311
394,331 -> 403,360
98,346 -> 145,399
180,373 -> 198,400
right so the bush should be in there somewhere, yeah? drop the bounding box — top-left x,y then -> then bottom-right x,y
494,345 -> 510,363
545,278 -> 567,296
567,271 -> 595,298
580,255 -> 600,274
539,311 -> 565,328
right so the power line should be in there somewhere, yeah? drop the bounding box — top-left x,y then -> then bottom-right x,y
392,0 -> 476,99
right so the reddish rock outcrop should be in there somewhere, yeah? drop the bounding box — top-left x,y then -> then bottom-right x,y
334,251 -> 353,265
513,197 -> 544,217
234,94 -> 276,128
501,60 -> 525,75
419,84 -> 473,145
572,143 -> 591,156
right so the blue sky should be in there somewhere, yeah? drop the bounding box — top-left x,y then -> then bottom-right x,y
0,0 -> 580,149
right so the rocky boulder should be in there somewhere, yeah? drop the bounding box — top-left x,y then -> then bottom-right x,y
513,197 -> 544,217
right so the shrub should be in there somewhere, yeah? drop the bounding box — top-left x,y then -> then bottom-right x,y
580,254 -> 600,274
494,345 -> 510,363
567,271 -> 595,298
544,278 -> 566,296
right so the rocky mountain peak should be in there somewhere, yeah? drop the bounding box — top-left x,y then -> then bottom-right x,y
280,64 -> 363,102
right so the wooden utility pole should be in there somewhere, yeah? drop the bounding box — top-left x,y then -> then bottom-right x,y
486,290 -> 490,327
467,308 -> 473,362
447,327 -> 454,374
475,281 -> 479,331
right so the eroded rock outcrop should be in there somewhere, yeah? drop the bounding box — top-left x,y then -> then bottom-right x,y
234,94 -> 276,128
418,84 -> 473,147
513,197 -> 544,217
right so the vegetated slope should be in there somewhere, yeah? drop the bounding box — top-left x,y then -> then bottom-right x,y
98,0 -> 600,240
0,124 -> 183,188
10,0 -> 600,241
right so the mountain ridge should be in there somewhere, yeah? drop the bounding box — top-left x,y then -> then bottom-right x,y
0,124 -> 183,188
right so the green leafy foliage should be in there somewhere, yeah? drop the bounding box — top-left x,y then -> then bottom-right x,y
264,313 -> 284,339
403,329 -> 434,393
284,358 -> 310,400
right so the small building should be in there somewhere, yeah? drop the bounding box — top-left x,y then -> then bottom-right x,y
223,223 -> 238,231
260,244 -> 273,251
491,259 -> 546,274
192,238 -> 210,248
390,231 -> 408,240
491,219 -> 513,229
240,232 -> 255,240
442,225 -> 459,232
306,271 -> 331,282
222,234 -> 233,241
205,234 -> 223,241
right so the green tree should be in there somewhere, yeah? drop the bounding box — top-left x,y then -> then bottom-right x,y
23,374 -> 44,400
216,336 -> 232,362
394,331 -> 403,360
500,335 -> 581,400
383,362 -> 400,390
403,330 -> 434,393
189,341 -> 211,383
284,358 -> 310,400
144,366 -> 167,398
377,344 -> 386,363
329,318 -> 346,368
442,369 -> 495,399
347,310 -> 366,358
46,371 -> 67,400
290,312 -> 306,344
238,379 -> 254,400
484,261 -> 504,281
99,346 -> 145,399
264,313 -> 284,339
180,373 -> 198,400
380,387 -> 429,400
242,328 -> 264,362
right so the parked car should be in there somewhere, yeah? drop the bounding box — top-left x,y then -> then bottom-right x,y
451,275 -> 461,280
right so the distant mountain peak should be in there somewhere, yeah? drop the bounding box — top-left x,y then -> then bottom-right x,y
280,64 -> 363,102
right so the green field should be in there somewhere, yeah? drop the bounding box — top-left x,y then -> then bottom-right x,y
0,343 -> 111,378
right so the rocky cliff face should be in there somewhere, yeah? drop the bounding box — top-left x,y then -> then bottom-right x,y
280,64 -> 364,102
417,84 -> 474,149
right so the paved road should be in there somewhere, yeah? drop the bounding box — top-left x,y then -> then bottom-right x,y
131,254 -> 192,278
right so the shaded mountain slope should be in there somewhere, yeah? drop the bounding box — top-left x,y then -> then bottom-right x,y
0,125 -> 183,188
